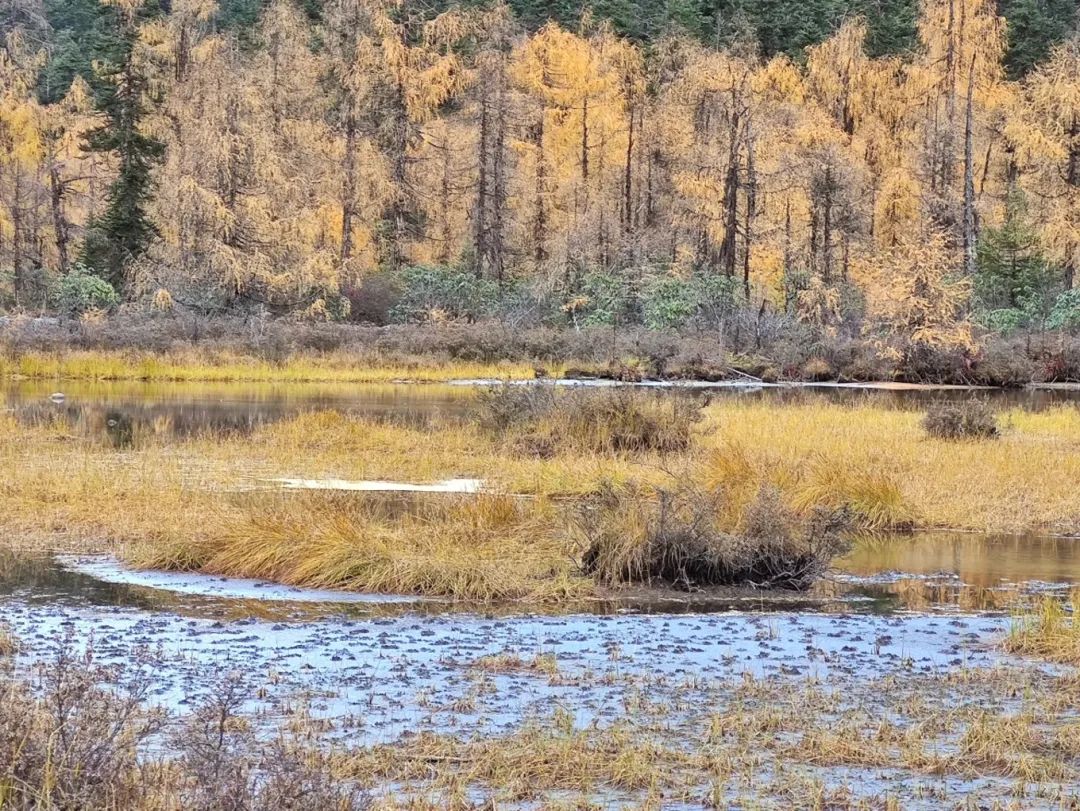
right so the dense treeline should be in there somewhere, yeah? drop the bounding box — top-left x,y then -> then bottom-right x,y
0,0 -> 1079,367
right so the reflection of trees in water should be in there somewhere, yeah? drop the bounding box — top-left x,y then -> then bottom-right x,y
841,533 -> 1080,589
5,390 -> 475,441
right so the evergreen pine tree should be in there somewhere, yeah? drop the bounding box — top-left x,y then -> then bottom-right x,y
999,0 -> 1079,79
974,192 -> 1060,329
78,0 -> 164,292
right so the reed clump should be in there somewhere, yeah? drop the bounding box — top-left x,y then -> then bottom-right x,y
478,386 -> 704,456
922,400 -> 999,440
1005,593 -> 1080,665
575,482 -> 851,590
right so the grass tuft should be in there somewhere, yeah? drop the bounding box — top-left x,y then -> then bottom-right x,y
478,386 -> 705,456
575,481 -> 850,590
1005,593 -> 1080,665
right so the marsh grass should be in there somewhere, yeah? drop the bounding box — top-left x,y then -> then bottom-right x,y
130,492 -> 589,602
2,349 -> 539,384
468,652 -> 560,677
2,399 -> 1079,600
922,399 -> 1000,440
1006,594 -> 1080,665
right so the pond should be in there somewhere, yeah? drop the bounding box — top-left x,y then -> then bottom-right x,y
4,378 -> 1079,441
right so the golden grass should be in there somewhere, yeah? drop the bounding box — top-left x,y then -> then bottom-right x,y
1,349 -> 539,384
1005,593 -> 1080,665
700,401 -> 1080,534
2,398 -> 1078,600
343,723 -> 698,797
128,493 -> 589,602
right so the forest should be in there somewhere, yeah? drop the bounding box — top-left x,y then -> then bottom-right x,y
1,0 -> 1079,377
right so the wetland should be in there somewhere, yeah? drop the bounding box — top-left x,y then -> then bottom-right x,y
2,379 -> 1080,809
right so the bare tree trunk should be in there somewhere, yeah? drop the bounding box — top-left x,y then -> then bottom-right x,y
822,167 -> 834,284
438,134 -> 452,264
783,195 -> 794,309
742,124 -> 756,300
12,167 -> 23,308
580,96 -> 589,183
474,72 -> 491,277
532,115 -> 547,263
490,67 -> 508,285
1067,115 -> 1078,289
388,76 -> 409,271
962,57 -> 977,277
622,95 -> 634,233
48,157 -> 70,274
718,111 -> 741,277
340,112 -> 357,266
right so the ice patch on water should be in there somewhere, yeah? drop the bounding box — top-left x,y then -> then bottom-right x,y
267,477 -> 485,494
56,555 -> 421,603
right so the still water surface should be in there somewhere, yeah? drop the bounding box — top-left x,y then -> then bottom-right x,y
4,378 -> 1079,440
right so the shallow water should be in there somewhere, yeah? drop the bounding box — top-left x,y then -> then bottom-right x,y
1,535 -> 1074,807
0,551 -> 1013,738
4,378 -> 1078,441
0,526 -> 1074,622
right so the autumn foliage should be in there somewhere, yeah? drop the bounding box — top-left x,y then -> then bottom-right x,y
1,0 -> 1078,358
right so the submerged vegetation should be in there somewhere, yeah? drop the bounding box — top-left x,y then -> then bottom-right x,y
2,626 -> 1080,810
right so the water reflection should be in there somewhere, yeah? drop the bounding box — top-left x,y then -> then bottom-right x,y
1,529 -> 1075,621
830,532 -> 1080,612
4,378 -> 1078,443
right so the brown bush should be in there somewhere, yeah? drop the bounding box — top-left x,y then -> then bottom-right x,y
0,633 -> 367,811
922,400 -> 999,440
576,482 -> 851,591
478,386 -> 705,456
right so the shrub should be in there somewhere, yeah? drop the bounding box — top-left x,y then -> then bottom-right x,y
343,271 -> 402,325
477,386 -> 704,456
642,275 -> 697,330
576,483 -> 850,590
922,400 -> 999,440
1048,289 -> 1080,332
390,265 -> 500,324
53,263 -> 120,316
802,358 -> 834,381
0,633 -> 368,811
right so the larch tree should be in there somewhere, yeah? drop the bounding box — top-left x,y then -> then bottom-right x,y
510,22 -> 628,289
0,28 -> 46,306
469,2 -> 515,283
865,227 -> 976,363
1018,37 -> 1080,289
